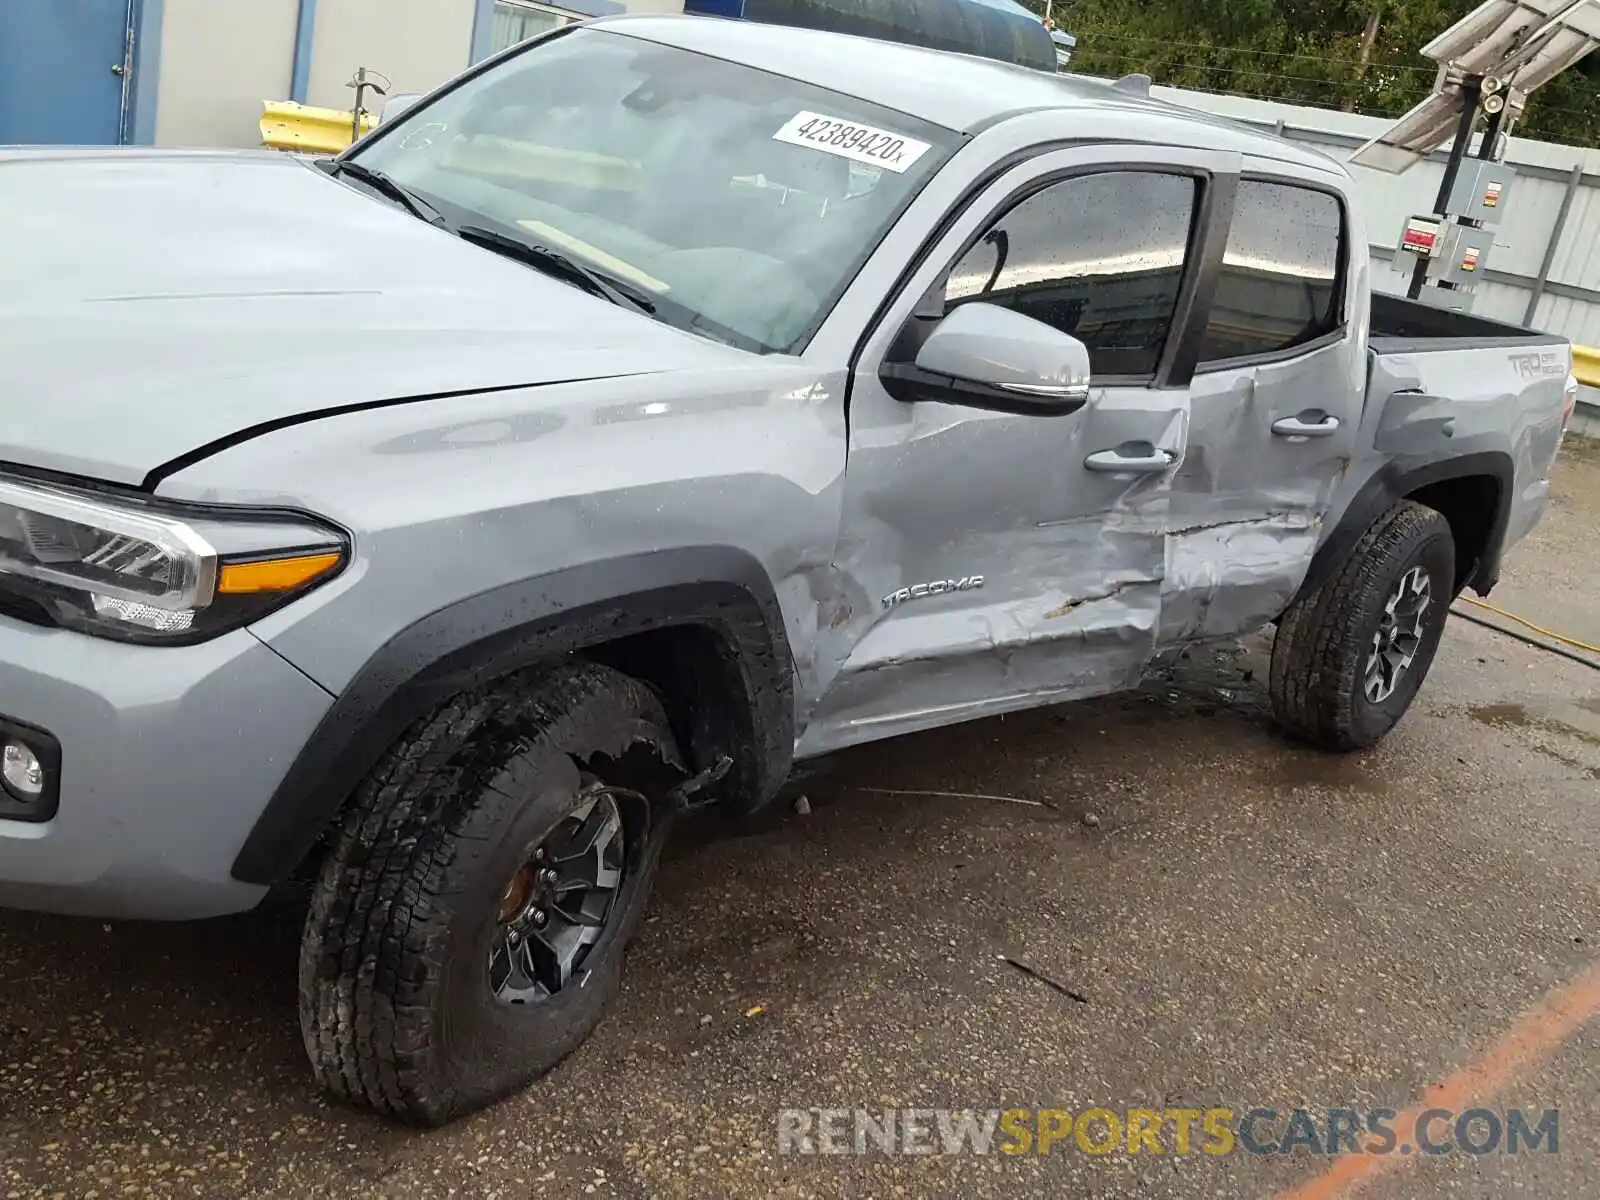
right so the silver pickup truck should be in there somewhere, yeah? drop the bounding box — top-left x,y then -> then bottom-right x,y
0,15 -> 1577,1124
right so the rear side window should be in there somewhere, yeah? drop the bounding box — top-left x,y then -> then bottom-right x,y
1197,180 -> 1345,365
944,171 -> 1201,378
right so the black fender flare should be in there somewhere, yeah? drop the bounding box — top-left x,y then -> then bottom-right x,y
1293,450 -> 1516,607
231,547 -> 795,885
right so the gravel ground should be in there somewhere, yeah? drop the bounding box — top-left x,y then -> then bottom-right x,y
1,443 -> 1596,1200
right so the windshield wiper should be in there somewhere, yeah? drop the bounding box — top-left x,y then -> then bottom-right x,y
319,158 -> 446,226
454,224 -> 656,315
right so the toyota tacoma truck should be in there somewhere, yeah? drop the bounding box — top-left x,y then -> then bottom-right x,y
0,15 -> 1576,1125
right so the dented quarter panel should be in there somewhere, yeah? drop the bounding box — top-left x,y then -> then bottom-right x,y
1317,335 -> 1570,588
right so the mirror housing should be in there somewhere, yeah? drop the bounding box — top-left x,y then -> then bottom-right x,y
879,302 -> 1092,416
378,93 -> 424,124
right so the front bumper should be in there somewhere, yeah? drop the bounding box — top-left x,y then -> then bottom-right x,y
0,615 -> 333,919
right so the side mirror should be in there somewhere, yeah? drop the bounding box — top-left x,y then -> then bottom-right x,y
378,93 -> 424,124
879,302 -> 1092,416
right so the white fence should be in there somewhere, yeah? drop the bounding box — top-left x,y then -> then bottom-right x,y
1143,85 -> 1600,346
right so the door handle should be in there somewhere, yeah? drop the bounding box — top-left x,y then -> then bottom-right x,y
1084,446 -> 1173,474
1272,413 -> 1340,438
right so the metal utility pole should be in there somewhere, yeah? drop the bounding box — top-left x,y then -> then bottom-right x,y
1406,78 -> 1482,301
346,67 -> 390,145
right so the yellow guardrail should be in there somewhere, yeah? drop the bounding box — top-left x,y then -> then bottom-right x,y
260,100 -> 373,154
1574,344 -> 1600,389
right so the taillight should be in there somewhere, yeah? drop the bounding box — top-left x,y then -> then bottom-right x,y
1556,371 -> 1579,457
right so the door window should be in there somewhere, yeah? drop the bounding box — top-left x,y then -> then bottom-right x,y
944,171 -> 1201,378
1197,180 -> 1344,365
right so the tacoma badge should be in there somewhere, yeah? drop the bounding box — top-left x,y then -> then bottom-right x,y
881,576 -> 984,609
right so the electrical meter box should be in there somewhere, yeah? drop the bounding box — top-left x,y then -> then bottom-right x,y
1445,159 -> 1516,224
1431,222 -> 1494,288
1395,213 -> 1446,266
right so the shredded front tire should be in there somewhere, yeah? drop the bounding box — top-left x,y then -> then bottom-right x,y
298,660 -> 683,1126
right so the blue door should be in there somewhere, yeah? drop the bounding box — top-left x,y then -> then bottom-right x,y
0,0 -> 133,145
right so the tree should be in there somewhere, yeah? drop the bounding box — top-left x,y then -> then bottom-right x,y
1036,0 -> 1597,144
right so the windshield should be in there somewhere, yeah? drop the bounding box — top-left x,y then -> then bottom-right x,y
352,26 -> 960,354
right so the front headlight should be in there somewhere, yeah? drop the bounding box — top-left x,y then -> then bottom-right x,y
0,477 -> 347,644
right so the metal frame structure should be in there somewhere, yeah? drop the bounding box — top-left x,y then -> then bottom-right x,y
1351,0 -> 1600,311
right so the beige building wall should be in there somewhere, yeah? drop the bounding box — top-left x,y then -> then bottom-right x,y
148,0 -> 689,149
307,0 -> 476,113
154,0 -> 299,147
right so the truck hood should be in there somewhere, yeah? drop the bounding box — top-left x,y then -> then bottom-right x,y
0,148 -> 744,485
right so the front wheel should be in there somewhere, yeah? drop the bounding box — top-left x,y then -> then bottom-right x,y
1270,500 -> 1455,751
298,660 -> 684,1126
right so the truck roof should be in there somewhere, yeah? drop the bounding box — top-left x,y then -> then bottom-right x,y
597,14 -> 1345,177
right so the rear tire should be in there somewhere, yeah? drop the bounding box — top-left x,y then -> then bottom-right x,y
298,660 -> 684,1126
1270,500 -> 1455,751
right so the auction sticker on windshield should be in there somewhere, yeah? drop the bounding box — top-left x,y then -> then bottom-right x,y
771,111 -> 932,174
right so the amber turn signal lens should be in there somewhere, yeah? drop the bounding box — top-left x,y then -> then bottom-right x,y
216,551 -> 342,595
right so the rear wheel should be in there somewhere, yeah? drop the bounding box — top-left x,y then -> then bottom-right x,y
298,660 -> 684,1126
1270,500 -> 1455,750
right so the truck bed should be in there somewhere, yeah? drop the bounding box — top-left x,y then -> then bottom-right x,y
1368,291 -> 1567,353
1361,291 -> 1572,585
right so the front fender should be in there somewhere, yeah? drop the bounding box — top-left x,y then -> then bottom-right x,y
232,546 -> 794,885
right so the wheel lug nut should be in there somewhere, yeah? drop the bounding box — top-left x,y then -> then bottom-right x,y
508,929 -> 521,946
541,868 -> 557,884
531,909 -> 547,927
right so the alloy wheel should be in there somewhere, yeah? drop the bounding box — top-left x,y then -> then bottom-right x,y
489,781 -> 633,1004
1364,565 -> 1432,704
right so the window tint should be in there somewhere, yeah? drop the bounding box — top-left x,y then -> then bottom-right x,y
1198,180 -> 1344,364
944,171 -> 1200,378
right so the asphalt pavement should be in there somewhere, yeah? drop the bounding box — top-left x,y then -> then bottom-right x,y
1,443 -> 1596,1199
